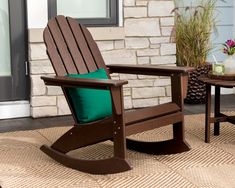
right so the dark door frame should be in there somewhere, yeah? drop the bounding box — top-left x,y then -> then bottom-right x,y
0,0 -> 29,101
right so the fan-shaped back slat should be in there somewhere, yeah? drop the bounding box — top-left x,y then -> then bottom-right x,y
47,18 -> 78,74
81,25 -> 107,71
43,28 -> 67,75
44,16 -> 109,77
56,16 -> 88,74
67,17 -> 98,72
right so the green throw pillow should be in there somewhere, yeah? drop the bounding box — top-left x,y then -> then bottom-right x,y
66,68 -> 112,123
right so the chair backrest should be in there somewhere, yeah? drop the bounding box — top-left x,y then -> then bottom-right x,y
43,15 -> 108,76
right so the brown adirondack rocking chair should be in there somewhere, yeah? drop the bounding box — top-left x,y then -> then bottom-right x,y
41,15 -> 192,174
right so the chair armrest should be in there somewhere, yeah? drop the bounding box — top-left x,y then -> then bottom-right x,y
107,64 -> 194,76
41,76 -> 128,89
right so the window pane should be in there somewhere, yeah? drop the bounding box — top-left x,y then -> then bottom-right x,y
0,0 -> 11,76
57,0 -> 109,18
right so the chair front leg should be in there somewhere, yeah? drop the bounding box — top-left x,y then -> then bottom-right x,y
171,73 -> 186,142
171,73 -> 187,110
110,86 -> 127,159
170,74 -> 190,152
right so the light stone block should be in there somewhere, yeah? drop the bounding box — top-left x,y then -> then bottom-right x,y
119,74 -> 137,80
127,80 -> 154,87
166,86 -> 172,96
30,60 -> 54,74
88,27 -> 125,41
111,76 -> 120,80
170,36 -> 176,43
31,96 -> 57,107
31,106 -> 57,118
154,78 -> 171,86
136,1 -> 148,6
31,75 -> 46,96
124,7 -> 147,18
159,97 -> 171,104
47,86 -> 63,96
150,37 -> 170,44
125,38 -> 149,49
124,0 -> 135,6
133,98 -> 159,108
150,44 -> 161,49
160,43 -> 176,55
102,50 -> 136,65
123,88 -> 131,96
28,28 -> 44,43
114,40 -> 125,49
125,18 -> 161,37
29,43 -> 48,60
137,49 -> 160,57
151,56 -> 176,65
96,41 -> 114,51
160,17 -> 174,26
132,87 -> 165,98
138,57 -> 150,64
160,75 -> 172,79
124,96 -> 133,109
138,75 -> 158,79
110,73 -> 119,77
58,96 -> 71,115
161,27 -> 174,36
148,1 -> 174,17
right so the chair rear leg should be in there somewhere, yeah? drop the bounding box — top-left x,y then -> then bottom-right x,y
125,114 -> 190,154
172,121 -> 190,152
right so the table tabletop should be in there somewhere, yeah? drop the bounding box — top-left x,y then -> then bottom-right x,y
199,76 -> 235,88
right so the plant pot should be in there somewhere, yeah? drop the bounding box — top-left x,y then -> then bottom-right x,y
184,64 -> 211,104
224,55 -> 235,75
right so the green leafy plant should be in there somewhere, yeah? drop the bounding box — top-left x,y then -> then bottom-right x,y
173,0 -> 219,67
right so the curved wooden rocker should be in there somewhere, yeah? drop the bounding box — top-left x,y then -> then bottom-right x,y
41,145 -> 132,174
41,15 -> 193,174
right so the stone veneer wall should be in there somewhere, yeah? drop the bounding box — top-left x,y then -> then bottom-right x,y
28,0 -> 176,118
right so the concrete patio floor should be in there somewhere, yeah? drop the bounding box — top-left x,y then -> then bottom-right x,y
0,94 -> 234,133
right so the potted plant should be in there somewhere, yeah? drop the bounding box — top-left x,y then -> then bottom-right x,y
223,39 -> 235,74
173,0 -> 218,104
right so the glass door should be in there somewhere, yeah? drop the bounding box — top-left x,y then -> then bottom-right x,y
0,0 -> 11,77
0,0 -> 29,101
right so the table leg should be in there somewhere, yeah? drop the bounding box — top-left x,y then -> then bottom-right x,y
205,84 -> 211,143
214,86 -> 220,136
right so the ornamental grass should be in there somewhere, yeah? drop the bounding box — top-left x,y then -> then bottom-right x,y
173,0 -> 219,67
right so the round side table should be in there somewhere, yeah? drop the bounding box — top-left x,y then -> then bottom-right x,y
199,76 -> 235,143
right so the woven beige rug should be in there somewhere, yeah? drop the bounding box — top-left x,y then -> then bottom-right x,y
0,113 -> 235,188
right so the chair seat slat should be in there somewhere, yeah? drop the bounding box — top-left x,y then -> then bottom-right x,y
125,103 -> 180,125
